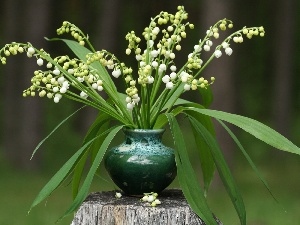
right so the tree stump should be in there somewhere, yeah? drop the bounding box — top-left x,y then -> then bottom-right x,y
71,189 -> 222,225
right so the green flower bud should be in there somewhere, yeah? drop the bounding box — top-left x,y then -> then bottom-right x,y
180,32 -> 186,38
39,90 -> 46,97
219,23 -> 226,31
4,50 -> 10,56
47,93 -> 53,98
243,28 -> 248,34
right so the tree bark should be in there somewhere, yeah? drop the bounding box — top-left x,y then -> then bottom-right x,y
2,0 -> 23,168
2,0 -> 51,170
271,0 -> 296,138
199,0 -> 235,167
76,0 -> 122,132
71,190 -> 222,225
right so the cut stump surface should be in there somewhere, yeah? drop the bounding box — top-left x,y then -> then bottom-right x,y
71,189 -> 222,225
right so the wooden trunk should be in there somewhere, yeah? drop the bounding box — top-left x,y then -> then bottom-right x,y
71,189 -> 222,225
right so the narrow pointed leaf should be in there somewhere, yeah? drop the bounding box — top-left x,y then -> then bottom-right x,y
72,149 -> 89,199
81,112 -> 112,145
29,133 -> 98,212
60,39 -> 115,89
46,38 -> 111,86
186,108 -> 300,155
166,113 -> 218,225
198,86 -> 214,108
156,103 -> 216,192
217,119 -> 278,202
90,121 -> 110,163
153,106 -> 184,129
188,116 -> 246,225
73,112 -> 112,198
30,106 -> 84,159
59,125 -> 124,220
185,110 -> 216,193
46,38 -> 132,123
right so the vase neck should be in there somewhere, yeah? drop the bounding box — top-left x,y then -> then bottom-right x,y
124,129 -> 165,144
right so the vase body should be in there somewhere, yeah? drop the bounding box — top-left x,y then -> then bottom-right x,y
104,129 -> 176,195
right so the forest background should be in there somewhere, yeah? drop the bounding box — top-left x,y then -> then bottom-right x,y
0,0 -> 299,225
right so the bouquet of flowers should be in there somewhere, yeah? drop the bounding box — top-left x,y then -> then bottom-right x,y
1,5 -> 298,225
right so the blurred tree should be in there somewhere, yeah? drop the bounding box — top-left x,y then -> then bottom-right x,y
78,0 -> 122,131
2,0 -> 51,170
199,0 -> 236,166
271,0 -> 297,138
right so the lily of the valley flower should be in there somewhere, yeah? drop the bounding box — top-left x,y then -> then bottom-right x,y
0,5 -> 265,121
214,49 -> 222,58
140,192 -> 161,207
115,192 -> 122,198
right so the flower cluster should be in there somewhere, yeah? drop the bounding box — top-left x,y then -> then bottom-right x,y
115,192 -> 122,198
124,6 -> 197,94
114,191 -> 161,207
140,192 -> 161,207
0,5 -> 265,128
57,21 -> 88,46
29,52 -> 104,103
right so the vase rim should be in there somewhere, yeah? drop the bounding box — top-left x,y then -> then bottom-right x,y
123,128 -> 165,134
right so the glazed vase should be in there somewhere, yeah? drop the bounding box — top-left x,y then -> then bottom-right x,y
104,129 -> 176,195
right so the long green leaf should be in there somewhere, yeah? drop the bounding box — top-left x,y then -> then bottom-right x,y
61,39 -> 116,89
71,112 -> 111,199
182,103 -> 216,192
154,99 -> 206,129
166,113 -> 218,225
161,84 -> 188,111
72,149 -> 89,200
72,112 -> 112,198
72,117 -> 110,199
90,121 -> 110,163
188,116 -> 246,225
153,106 -> 183,129
217,119 -> 278,202
185,109 -> 216,194
186,108 -> 300,155
155,103 -> 217,193
59,125 -> 124,220
60,39 -> 127,112
30,106 -> 84,159
81,112 -> 112,145
66,42 -> 128,117
198,86 -> 214,108
46,38 -> 132,125
29,132 -> 99,212
46,38 -> 110,85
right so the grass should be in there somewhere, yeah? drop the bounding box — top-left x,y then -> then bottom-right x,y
0,169 -> 72,225
0,153 -> 299,225
208,156 -> 300,225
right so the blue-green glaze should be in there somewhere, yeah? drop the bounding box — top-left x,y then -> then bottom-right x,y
104,129 -> 177,195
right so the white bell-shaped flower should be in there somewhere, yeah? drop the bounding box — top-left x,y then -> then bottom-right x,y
214,50 -> 222,58
225,47 -> 233,56
162,75 -> 170,83
112,69 -> 121,78
37,58 -> 43,66
166,82 -> 174,89
170,65 -> 177,72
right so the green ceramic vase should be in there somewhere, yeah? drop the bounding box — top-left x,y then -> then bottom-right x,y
104,129 -> 176,195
